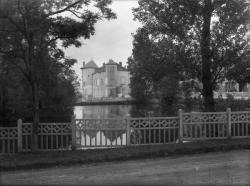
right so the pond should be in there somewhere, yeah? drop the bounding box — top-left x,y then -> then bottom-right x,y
74,103 -> 202,119
74,104 -> 174,119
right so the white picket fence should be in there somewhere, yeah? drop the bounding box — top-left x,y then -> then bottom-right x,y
1,108 -> 250,153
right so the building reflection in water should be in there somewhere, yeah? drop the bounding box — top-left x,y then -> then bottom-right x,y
76,131 -> 127,146
74,105 -> 132,119
74,105 -> 129,146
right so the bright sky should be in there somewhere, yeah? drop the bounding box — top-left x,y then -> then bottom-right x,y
64,0 -> 141,78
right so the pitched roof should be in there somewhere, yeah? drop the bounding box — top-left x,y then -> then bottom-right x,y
93,66 -> 105,74
117,64 -> 127,71
82,60 -> 98,69
106,59 -> 117,65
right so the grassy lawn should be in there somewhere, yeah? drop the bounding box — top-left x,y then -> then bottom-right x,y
0,138 -> 250,171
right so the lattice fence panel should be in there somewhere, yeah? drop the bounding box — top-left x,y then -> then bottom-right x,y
129,117 -> 179,145
183,112 -> 227,139
0,127 -> 18,153
75,119 -> 127,147
21,123 -> 72,151
231,111 -> 250,138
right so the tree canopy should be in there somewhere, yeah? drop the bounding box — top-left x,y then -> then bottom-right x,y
132,0 -> 250,111
0,0 -> 116,150
128,27 -> 184,104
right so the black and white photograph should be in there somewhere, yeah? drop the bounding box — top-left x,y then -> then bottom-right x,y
0,0 -> 250,185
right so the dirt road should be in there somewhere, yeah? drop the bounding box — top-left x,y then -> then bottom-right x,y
1,150 -> 250,185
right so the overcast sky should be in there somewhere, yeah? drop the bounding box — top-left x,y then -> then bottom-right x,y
64,0 -> 141,77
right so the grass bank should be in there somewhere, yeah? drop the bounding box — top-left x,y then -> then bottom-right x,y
0,138 -> 250,171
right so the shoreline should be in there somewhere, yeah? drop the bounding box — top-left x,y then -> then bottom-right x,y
75,99 -> 138,106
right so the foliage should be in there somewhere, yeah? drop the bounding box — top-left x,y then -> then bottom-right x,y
133,0 -> 250,111
226,50 -> 250,86
128,27 -> 183,104
0,57 -> 31,126
157,75 -> 180,105
0,54 -> 79,126
0,0 -> 116,149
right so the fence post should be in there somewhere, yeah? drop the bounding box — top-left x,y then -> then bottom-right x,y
71,115 -> 76,150
178,109 -> 183,144
126,118 -> 131,146
17,119 -> 22,152
227,108 -> 232,139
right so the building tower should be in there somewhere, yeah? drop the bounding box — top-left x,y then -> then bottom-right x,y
81,60 -> 98,101
105,59 -> 118,97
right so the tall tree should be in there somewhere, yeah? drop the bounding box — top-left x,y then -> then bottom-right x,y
133,0 -> 250,111
0,0 -> 116,151
0,50 -> 80,126
226,49 -> 250,89
128,27 -> 185,103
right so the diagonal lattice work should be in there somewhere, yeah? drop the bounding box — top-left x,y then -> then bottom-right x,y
183,112 -> 227,139
75,118 -> 127,130
39,123 -> 72,134
0,127 -> 18,153
75,119 -> 127,147
75,117 -> 179,147
22,123 -> 32,135
129,117 -> 179,145
183,112 -> 227,124
22,123 -> 71,135
129,117 -> 178,128
21,123 -> 72,152
231,111 -> 250,137
0,127 -> 18,139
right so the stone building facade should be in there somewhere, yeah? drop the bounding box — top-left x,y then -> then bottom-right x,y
81,59 -> 131,101
214,80 -> 250,99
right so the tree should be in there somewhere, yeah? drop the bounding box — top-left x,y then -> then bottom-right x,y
0,0 -> 116,151
0,55 -> 30,126
226,49 -> 250,90
133,0 -> 250,111
128,27 -> 184,104
0,51 -> 80,126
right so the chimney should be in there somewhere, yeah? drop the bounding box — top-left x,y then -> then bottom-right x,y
81,61 -> 85,70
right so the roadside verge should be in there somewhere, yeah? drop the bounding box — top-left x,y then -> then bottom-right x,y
1,138 -> 250,171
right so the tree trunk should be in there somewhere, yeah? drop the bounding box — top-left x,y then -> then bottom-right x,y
31,80 -> 39,152
201,0 -> 215,111
27,37 -> 39,152
0,83 -> 7,124
0,62 -> 8,126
